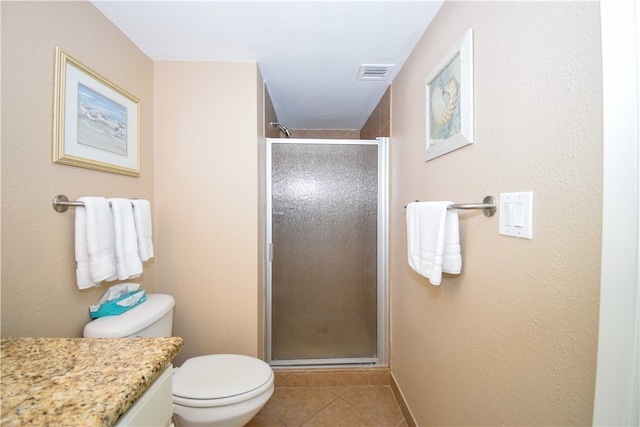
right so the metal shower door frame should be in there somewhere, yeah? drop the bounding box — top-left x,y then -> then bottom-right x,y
265,137 -> 389,367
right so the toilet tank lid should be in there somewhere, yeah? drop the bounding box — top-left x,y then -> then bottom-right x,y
83,293 -> 175,338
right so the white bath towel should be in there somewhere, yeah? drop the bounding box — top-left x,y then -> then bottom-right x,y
76,197 -> 117,287
109,198 -> 143,280
131,199 -> 154,262
406,201 -> 462,285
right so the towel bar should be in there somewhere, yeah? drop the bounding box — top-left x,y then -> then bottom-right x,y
405,195 -> 497,217
52,195 -> 137,213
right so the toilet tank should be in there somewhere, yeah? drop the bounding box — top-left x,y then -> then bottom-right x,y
83,294 -> 175,338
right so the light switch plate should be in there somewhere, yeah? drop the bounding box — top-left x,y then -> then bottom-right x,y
499,192 -> 533,239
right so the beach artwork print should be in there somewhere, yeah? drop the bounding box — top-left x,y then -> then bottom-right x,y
428,52 -> 461,142
77,84 -> 128,156
53,48 -> 140,176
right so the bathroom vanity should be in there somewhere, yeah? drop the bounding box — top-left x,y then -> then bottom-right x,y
0,336 -> 183,426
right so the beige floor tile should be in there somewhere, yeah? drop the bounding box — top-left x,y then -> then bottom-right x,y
339,386 -> 404,426
324,386 -> 352,397
245,412 -> 287,427
368,370 -> 391,386
248,376 -> 407,427
310,371 -> 370,387
275,371 -> 311,387
301,398 -> 383,427
253,387 -> 338,426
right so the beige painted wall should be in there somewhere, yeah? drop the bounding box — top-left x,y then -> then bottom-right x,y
154,62 -> 263,365
389,2 -> 602,425
2,3 -> 605,422
2,2 -> 269,366
1,1 -> 155,337
258,83 -> 274,360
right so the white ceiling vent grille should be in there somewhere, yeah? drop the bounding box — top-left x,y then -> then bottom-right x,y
357,64 -> 394,81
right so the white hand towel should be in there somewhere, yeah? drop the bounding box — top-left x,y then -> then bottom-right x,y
109,198 -> 143,280
74,204 -> 94,289
406,201 -> 462,285
442,209 -> 462,275
131,199 -> 154,262
78,197 -> 117,285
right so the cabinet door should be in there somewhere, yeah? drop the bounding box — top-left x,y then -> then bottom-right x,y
115,364 -> 173,427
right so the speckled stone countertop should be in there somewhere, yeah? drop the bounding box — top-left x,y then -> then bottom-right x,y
1,337 -> 183,427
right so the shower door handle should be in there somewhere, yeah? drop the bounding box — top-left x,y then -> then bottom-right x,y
268,243 -> 273,262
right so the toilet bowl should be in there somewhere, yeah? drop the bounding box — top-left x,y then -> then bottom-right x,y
172,354 -> 274,427
83,293 -> 273,427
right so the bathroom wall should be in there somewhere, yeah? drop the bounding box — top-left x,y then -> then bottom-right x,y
265,86 -> 280,139
2,6 -> 605,423
360,86 -> 391,140
389,2 -> 602,425
287,129 -> 361,139
1,1 -> 155,337
154,61 -> 264,365
258,83 -> 276,359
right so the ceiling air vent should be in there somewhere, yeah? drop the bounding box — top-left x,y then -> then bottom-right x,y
357,64 -> 394,81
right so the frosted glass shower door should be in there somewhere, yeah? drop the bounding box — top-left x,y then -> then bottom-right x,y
267,139 -> 385,365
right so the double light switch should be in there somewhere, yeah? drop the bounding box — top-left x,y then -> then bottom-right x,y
499,192 -> 533,239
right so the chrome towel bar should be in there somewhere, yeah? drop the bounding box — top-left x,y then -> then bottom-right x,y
405,195 -> 497,217
55,194 -> 497,217
52,194 -> 137,213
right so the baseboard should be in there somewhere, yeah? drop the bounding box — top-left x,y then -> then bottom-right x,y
389,372 -> 418,427
273,366 -> 391,387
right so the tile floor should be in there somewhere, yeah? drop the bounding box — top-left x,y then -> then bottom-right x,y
246,368 -> 409,427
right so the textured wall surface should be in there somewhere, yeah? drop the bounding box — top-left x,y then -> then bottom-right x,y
153,62 -> 262,365
389,2 -> 602,425
1,2 -> 155,337
2,5 -> 604,422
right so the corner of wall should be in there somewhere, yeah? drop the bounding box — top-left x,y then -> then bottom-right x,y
360,85 -> 391,139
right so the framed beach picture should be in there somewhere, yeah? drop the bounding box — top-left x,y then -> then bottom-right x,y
53,48 -> 140,176
424,29 -> 473,161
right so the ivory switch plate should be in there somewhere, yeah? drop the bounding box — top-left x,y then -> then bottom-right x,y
499,192 -> 533,239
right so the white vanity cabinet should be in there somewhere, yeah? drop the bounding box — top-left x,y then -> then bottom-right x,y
115,364 -> 174,427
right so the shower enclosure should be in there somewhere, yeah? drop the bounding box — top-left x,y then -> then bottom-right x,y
266,137 -> 388,366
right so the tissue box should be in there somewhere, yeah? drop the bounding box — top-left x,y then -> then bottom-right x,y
89,289 -> 147,319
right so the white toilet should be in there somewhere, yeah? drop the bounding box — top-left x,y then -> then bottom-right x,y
83,293 -> 274,427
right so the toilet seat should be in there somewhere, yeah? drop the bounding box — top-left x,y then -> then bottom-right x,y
172,354 -> 274,408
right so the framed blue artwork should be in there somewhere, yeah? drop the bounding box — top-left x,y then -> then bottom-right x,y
425,29 -> 473,161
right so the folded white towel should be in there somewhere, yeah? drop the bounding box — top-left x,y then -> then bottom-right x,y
131,199 -> 154,262
406,201 -> 462,285
78,197 -> 117,286
109,198 -> 143,280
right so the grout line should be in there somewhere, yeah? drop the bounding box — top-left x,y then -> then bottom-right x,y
297,392 -> 343,427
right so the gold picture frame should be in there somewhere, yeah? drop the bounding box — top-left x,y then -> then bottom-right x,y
53,48 -> 140,176
425,29 -> 473,161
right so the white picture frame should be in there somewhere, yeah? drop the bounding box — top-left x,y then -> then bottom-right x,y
425,29 -> 473,161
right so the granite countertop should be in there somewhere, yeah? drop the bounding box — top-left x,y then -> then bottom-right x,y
1,337 -> 183,427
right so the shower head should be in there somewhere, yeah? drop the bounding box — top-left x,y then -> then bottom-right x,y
270,121 -> 291,137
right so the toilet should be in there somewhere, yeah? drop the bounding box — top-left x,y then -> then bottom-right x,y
83,293 -> 274,427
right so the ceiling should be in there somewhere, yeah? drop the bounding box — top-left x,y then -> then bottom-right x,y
91,1 -> 444,130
